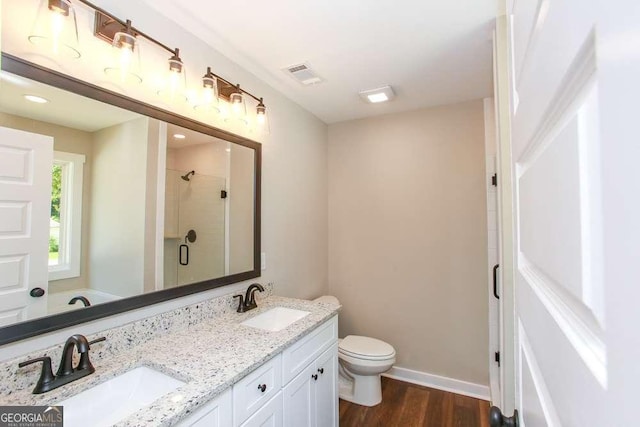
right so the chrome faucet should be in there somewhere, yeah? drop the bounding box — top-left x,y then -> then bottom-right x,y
18,334 -> 105,394
234,283 -> 265,313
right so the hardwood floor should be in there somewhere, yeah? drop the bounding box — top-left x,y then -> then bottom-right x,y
339,377 -> 490,427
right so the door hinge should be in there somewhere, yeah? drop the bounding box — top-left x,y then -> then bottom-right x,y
221,190 -> 228,199
495,351 -> 501,366
491,174 -> 497,187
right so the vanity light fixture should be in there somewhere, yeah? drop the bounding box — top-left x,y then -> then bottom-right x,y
255,98 -> 270,134
25,0 -> 269,129
24,94 -> 49,104
256,98 -> 266,123
104,20 -> 143,84
230,85 -> 245,112
227,84 -> 248,125
158,48 -> 187,102
359,85 -> 395,104
195,67 -> 220,112
28,0 -> 81,59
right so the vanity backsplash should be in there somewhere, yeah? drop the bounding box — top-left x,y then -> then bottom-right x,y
0,284 -> 273,398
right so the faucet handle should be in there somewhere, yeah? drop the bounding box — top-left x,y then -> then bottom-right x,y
18,356 -> 55,394
233,294 -> 246,313
89,337 -> 106,347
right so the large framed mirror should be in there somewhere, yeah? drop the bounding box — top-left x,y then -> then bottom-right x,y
0,53 -> 261,345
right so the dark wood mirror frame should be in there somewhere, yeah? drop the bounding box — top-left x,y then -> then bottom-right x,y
0,53 -> 262,346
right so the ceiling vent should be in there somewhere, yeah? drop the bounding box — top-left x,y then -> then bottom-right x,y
283,63 -> 323,85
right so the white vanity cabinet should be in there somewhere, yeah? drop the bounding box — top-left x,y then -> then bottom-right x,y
177,315 -> 338,427
283,344 -> 338,427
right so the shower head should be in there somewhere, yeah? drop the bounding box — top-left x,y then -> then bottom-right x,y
181,170 -> 195,181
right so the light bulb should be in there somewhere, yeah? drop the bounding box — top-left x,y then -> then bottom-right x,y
202,87 -> 213,104
257,113 -> 266,125
50,11 -> 65,54
119,44 -> 133,79
232,100 -> 242,115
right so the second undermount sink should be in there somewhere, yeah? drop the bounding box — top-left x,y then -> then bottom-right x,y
241,307 -> 310,332
57,366 -> 185,427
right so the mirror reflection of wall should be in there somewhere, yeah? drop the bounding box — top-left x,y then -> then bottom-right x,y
0,70 -> 256,326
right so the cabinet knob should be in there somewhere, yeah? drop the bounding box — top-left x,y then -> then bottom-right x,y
258,384 -> 267,393
318,368 -> 324,374
30,287 -> 45,298
312,374 -> 318,381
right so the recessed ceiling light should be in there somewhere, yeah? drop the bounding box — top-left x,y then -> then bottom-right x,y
367,93 -> 389,103
24,94 -> 48,104
173,134 -> 186,139
359,86 -> 395,104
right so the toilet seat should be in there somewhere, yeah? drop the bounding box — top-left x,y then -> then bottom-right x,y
339,335 -> 395,361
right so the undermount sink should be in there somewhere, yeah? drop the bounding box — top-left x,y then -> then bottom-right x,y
241,307 -> 310,332
57,366 -> 185,427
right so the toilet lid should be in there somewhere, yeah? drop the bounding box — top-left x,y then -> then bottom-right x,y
339,335 -> 395,360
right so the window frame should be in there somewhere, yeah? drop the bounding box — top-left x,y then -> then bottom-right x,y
49,150 -> 85,281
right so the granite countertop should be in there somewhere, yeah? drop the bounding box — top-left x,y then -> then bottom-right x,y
3,296 -> 340,426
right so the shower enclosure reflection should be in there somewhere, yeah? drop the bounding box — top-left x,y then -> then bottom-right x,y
164,169 -> 226,287
162,124 -> 255,289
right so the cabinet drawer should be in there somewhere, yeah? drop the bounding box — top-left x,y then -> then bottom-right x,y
282,315 -> 338,384
233,354 -> 282,426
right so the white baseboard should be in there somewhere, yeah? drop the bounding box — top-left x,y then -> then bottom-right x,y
382,366 -> 490,401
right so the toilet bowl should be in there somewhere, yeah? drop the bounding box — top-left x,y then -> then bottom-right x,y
314,296 -> 396,407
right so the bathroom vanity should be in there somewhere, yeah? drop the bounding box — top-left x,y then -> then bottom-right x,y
0,292 -> 340,426
180,315 -> 338,427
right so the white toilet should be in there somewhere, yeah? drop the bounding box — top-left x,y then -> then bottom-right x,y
314,296 -> 396,407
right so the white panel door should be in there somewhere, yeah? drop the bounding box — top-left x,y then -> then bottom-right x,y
504,0 -> 640,425
0,126 -> 52,325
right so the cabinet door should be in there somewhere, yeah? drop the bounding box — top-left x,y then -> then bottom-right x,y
240,392 -> 283,427
176,388 -> 232,427
314,344 -> 338,427
283,363 -> 316,427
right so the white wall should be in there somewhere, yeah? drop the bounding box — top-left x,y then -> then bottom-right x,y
0,0 -> 328,357
229,144 -> 255,274
89,117 -> 150,297
328,100 -> 489,386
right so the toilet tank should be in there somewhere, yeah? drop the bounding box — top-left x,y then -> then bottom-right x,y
314,295 -> 340,305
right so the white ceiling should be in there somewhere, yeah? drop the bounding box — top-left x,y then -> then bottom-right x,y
0,71 -> 140,132
166,123 -> 229,149
142,0 -> 496,124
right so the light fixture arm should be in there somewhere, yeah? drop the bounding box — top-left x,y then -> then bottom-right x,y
77,0 -> 266,109
207,74 -> 262,103
79,0 -> 174,54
